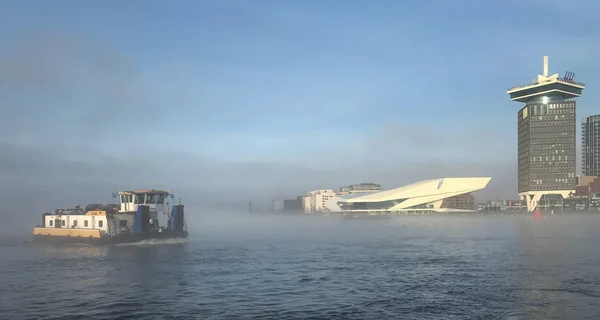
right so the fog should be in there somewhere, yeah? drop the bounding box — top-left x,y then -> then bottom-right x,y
0,31 -> 522,235
187,210 -> 600,243
1,2 -> 597,237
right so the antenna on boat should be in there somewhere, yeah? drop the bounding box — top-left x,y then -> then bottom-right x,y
178,197 -> 182,205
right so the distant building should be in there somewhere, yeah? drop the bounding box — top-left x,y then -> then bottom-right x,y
478,200 -> 524,212
507,56 -> 583,211
563,176 -> 600,210
272,198 -> 303,213
327,177 -> 491,213
301,196 -> 310,213
338,183 -> 382,195
272,199 -> 284,212
303,189 -> 336,213
582,114 -> 600,176
577,175 -> 599,187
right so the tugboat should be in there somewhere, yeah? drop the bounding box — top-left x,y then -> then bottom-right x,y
32,189 -> 188,245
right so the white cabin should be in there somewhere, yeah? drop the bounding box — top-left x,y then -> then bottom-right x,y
43,210 -> 109,235
117,189 -> 173,227
117,190 -> 171,213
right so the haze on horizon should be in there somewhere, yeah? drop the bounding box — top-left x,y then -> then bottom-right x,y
1,0 -> 600,231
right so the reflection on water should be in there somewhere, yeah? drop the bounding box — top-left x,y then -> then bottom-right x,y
515,215 -> 600,319
0,214 -> 599,319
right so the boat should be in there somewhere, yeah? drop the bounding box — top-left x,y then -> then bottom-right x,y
32,189 -> 188,245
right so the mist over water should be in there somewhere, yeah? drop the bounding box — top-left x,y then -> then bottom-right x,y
2,212 -> 600,319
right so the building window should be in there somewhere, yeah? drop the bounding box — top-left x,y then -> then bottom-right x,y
49,220 -> 53,226
84,220 -> 88,227
73,220 -> 78,227
99,221 -> 103,228
62,220 -> 65,227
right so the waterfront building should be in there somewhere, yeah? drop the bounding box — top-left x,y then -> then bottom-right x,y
325,177 -> 490,213
303,189 -> 336,213
338,183 -> 382,195
582,114 -> 600,176
478,200 -> 524,212
563,176 -> 600,211
272,198 -> 303,213
507,56 -> 584,211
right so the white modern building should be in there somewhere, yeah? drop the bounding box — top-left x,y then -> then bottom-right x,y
325,177 -> 491,213
303,189 -> 336,213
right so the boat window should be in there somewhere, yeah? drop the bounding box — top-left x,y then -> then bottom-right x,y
84,220 -> 88,227
135,194 -> 145,204
99,221 -> 103,228
62,220 -> 65,226
119,220 -> 127,227
145,193 -> 156,204
49,220 -> 53,226
157,194 -> 165,204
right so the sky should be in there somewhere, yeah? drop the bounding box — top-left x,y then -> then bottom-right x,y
1,0 -> 600,227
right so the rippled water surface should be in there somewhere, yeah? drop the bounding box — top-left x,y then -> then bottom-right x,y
2,214 -> 600,319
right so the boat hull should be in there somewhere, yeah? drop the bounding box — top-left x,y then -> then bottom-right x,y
32,230 -> 188,245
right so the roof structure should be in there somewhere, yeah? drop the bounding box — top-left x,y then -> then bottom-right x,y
328,177 -> 491,212
507,56 -> 585,103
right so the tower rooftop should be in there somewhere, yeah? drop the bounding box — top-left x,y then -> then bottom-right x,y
507,56 -> 585,103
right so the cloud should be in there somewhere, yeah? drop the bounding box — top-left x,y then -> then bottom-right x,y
0,31 -> 163,146
0,28 -> 521,236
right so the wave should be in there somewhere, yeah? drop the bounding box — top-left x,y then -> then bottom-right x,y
111,237 -> 191,247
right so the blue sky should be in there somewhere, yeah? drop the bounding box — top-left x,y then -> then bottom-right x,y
1,0 -> 600,212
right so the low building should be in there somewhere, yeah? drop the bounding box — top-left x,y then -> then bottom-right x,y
563,175 -> 600,210
326,177 -> 491,213
479,200 -> 524,212
272,198 -> 304,213
577,176 -> 599,187
303,189 -> 336,213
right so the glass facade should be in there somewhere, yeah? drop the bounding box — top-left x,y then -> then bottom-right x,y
339,183 -> 382,193
440,193 -> 475,210
517,100 -> 576,193
582,114 -> 600,176
341,199 -> 406,210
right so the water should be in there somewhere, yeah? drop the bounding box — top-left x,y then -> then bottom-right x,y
1,213 -> 600,319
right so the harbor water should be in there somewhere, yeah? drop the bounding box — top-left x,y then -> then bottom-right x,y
1,213 -> 600,319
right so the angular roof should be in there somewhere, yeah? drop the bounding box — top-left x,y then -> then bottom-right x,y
342,177 -> 489,203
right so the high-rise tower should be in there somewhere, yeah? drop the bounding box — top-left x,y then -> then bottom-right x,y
507,56 -> 585,211
582,114 -> 600,176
